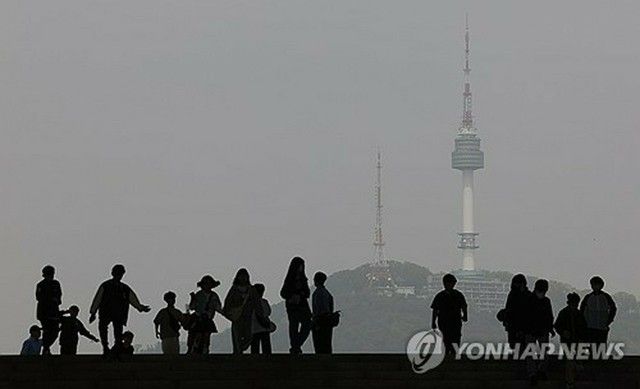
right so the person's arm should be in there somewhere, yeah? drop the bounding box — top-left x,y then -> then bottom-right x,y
20,341 -> 30,355
56,281 -> 63,306
328,292 -> 334,313
547,300 -> 555,336
431,309 -> 438,329
35,282 -> 42,302
606,293 -> 617,325
78,321 -> 99,342
128,288 -> 150,312
579,294 -> 588,314
280,281 -> 291,300
461,294 -> 468,322
212,294 -> 223,314
89,285 -> 104,322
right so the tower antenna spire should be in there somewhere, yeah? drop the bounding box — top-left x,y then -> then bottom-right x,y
462,13 -> 474,131
373,149 -> 386,265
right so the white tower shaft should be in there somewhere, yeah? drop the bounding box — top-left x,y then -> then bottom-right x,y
462,170 -> 475,270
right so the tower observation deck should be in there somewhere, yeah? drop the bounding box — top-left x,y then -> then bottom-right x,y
452,17 -> 484,271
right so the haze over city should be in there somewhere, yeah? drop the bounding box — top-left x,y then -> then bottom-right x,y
1,0 -> 639,353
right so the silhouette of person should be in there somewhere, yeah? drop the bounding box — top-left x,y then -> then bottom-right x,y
20,325 -> 42,356
110,330 -> 135,360
280,257 -> 312,354
250,283 -> 274,354
223,268 -> 264,354
59,305 -> 99,355
501,274 -> 532,354
430,273 -> 468,355
555,293 -> 587,389
580,276 -> 616,350
89,264 -> 150,354
35,265 -> 62,355
526,279 -> 555,384
311,271 -> 335,354
187,275 -> 222,354
154,291 -> 184,355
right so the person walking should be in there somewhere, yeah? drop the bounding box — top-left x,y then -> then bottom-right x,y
430,273 -> 468,356
35,265 -> 62,355
59,305 -> 99,355
154,291 -> 184,355
89,264 -> 151,354
188,275 -> 222,354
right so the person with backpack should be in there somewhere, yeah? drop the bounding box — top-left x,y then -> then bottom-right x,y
153,291 -> 184,355
187,275 -> 222,354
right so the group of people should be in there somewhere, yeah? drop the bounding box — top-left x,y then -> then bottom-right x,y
21,257 -> 339,356
431,273 -> 617,386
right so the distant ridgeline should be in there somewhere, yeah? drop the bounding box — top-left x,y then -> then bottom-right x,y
138,261 -> 640,355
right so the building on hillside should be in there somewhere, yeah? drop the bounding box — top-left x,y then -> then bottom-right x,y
426,270 -> 509,312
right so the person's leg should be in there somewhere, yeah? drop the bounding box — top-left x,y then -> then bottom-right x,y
202,332 -> 211,354
524,334 -> 538,382
41,319 -> 59,354
312,328 -> 320,354
288,313 -> 300,353
98,318 -> 110,354
298,315 -> 312,351
231,324 -> 241,354
113,321 -> 124,347
186,331 -> 194,354
250,335 -> 260,354
537,335 -> 550,377
324,327 -> 333,354
262,333 -> 272,355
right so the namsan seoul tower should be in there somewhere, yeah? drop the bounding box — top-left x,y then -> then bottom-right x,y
452,17 -> 484,271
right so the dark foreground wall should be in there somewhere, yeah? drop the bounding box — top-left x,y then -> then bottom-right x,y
0,354 -> 639,389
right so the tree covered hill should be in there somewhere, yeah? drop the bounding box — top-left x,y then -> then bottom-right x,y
140,261 -> 640,354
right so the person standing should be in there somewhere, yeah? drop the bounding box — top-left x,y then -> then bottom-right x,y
280,257 -> 312,354
430,273 -> 468,355
89,264 -> 151,354
188,275 -> 222,354
526,279 -> 555,383
580,276 -> 617,350
501,274 -> 532,355
250,283 -> 273,354
59,305 -> 99,355
154,291 -> 184,355
35,265 -> 62,355
223,268 -> 263,354
555,293 -> 587,389
311,272 -> 335,354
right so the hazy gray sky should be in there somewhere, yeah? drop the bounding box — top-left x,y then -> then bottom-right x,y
1,0 -> 639,352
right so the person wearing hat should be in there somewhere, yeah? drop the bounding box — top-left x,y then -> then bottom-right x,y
187,275 -> 222,354
35,265 -> 62,355
89,264 -> 151,355
20,325 -> 43,356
